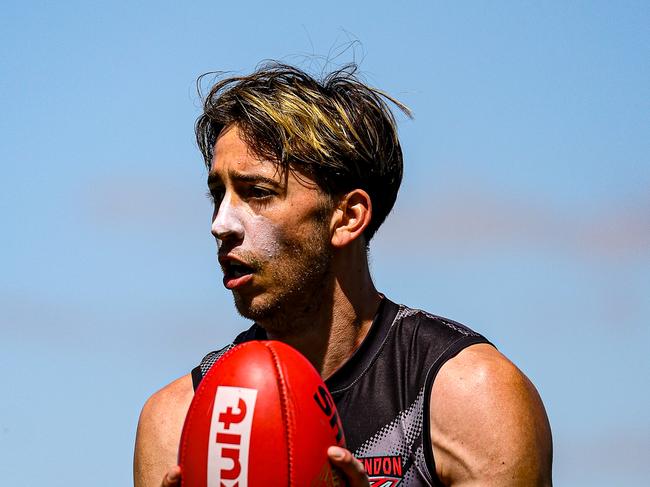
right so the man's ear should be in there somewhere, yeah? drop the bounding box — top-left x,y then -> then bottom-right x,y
330,189 -> 372,248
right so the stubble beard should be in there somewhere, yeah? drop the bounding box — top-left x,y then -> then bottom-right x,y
231,224 -> 334,335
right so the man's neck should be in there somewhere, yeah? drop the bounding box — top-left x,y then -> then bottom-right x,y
264,244 -> 381,379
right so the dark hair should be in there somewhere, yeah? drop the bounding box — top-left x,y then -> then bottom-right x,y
195,62 -> 411,242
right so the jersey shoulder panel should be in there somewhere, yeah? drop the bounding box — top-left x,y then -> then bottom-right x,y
332,299 -> 492,487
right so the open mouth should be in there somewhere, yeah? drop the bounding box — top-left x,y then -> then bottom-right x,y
224,261 -> 255,279
221,259 -> 256,289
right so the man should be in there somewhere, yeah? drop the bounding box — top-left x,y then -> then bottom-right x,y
134,63 -> 553,486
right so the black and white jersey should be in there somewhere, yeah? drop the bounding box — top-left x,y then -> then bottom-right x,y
191,298 -> 491,486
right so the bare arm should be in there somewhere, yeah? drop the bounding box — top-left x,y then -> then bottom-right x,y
430,344 -> 553,486
133,374 -> 194,487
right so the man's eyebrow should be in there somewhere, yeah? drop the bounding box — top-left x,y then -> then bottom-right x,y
207,171 -> 222,188
229,170 -> 282,188
207,170 -> 283,189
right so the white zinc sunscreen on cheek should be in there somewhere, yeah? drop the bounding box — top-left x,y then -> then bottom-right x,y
241,213 -> 281,259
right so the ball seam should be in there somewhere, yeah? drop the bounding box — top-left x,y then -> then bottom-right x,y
265,341 -> 295,486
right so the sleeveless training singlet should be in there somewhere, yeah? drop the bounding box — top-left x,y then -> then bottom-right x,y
191,297 -> 491,486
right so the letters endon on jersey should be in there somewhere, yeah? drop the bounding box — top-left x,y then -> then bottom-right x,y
207,386 -> 257,487
361,456 -> 403,486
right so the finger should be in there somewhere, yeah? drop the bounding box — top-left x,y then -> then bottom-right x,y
328,446 -> 368,486
161,465 -> 181,487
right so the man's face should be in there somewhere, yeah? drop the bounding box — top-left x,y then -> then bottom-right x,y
207,126 -> 334,327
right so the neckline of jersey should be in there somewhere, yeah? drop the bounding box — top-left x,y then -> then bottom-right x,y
244,296 -> 400,393
324,296 -> 400,393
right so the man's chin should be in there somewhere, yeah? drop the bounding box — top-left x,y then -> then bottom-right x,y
232,292 -> 305,336
232,293 -> 276,322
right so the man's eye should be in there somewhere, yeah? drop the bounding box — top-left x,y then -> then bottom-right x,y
206,189 -> 225,205
247,186 -> 275,199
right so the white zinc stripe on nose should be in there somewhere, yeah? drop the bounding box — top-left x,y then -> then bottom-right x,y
212,194 -> 245,243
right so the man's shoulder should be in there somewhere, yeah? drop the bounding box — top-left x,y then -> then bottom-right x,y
430,344 -> 553,484
134,375 -> 194,486
141,374 -> 194,417
136,374 -> 194,451
432,344 -> 532,407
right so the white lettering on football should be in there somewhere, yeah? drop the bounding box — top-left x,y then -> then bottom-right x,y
207,386 -> 257,487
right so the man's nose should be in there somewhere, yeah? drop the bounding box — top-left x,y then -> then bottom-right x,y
211,195 -> 245,244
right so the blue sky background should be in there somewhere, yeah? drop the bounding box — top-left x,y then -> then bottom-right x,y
1,1 -> 648,485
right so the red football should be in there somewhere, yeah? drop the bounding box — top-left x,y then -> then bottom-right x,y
179,340 -> 346,487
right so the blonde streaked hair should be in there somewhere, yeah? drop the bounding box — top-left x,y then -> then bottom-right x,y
196,62 -> 411,242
